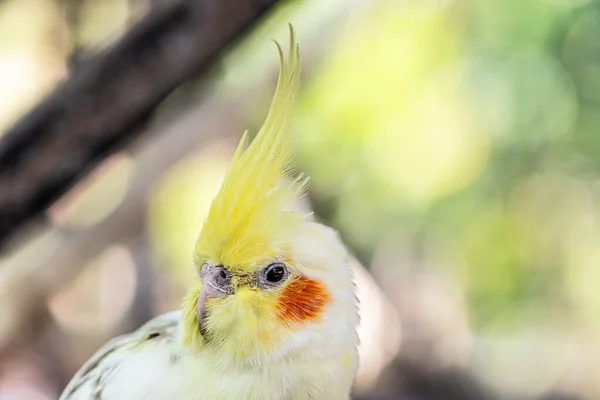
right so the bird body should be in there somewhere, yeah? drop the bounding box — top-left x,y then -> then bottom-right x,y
60,25 -> 359,400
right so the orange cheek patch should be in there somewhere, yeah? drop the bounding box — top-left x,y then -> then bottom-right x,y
277,277 -> 331,326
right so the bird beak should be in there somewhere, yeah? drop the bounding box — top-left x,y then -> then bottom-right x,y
197,264 -> 232,334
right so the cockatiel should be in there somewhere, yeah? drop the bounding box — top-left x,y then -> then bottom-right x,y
59,25 -> 359,400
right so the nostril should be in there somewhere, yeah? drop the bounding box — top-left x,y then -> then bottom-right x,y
213,266 -> 230,284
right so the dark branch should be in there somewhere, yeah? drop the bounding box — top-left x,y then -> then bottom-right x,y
0,0 -> 280,251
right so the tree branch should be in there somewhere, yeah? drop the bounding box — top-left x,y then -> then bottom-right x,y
0,0 -> 280,250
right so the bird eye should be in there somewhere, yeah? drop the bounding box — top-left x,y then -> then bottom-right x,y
262,263 -> 288,284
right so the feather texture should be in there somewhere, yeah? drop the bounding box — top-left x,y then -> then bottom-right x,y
59,312 -> 180,400
193,25 -> 307,273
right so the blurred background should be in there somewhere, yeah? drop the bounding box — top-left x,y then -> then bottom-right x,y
0,0 -> 599,399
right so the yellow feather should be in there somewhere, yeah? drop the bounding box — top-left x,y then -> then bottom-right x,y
181,281 -> 202,349
193,25 -> 304,272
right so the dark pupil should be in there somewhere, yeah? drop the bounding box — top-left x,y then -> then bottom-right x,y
266,266 -> 284,282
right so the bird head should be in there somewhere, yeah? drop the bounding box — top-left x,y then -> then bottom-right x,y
180,26 -> 358,367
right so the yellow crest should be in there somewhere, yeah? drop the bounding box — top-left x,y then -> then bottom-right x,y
193,25 -> 307,271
